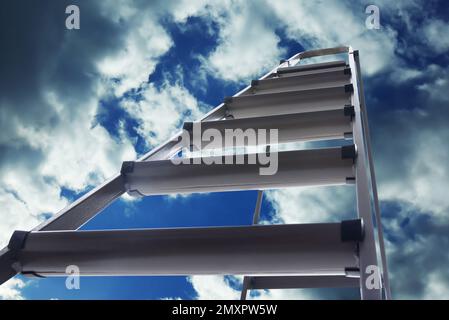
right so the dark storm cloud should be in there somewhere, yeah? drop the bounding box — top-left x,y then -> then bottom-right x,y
0,0 -> 128,167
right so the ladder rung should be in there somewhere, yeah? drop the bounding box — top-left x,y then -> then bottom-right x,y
225,85 -> 353,119
272,65 -> 349,79
277,60 -> 347,74
11,220 -> 362,277
184,108 -> 353,149
121,146 -> 356,196
248,275 -> 359,290
247,67 -> 351,95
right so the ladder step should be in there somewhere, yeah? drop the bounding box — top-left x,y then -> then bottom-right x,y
248,275 -> 359,290
272,65 -> 349,79
224,84 -> 353,119
121,146 -> 356,196
184,107 -> 353,150
276,60 -> 347,74
247,67 -> 351,95
10,220 -> 362,277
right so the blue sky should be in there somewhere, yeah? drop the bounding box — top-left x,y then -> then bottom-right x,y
1,0 -> 449,300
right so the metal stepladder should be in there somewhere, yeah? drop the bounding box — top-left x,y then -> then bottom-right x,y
0,46 -> 391,300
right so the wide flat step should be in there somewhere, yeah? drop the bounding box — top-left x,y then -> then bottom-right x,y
276,60 -> 347,74
121,145 -> 356,196
13,221 -> 362,277
183,107 -> 354,149
225,84 -> 353,119
245,67 -> 351,95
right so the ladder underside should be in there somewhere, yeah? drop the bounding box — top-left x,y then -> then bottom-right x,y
0,46 -> 390,300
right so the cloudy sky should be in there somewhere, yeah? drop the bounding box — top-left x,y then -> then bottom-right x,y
0,0 -> 448,300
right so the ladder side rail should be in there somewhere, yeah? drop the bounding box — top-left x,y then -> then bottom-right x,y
347,48 -> 382,300
353,52 -> 391,300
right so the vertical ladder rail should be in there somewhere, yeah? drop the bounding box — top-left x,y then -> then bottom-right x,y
353,52 -> 391,300
348,48 -> 382,300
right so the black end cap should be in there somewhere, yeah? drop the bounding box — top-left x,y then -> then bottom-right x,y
224,96 -> 233,104
344,67 -> 352,75
121,161 -> 135,174
344,105 -> 355,118
353,50 -> 359,57
341,144 -> 357,160
345,84 -> 354,93
8,231 -> 29,251
346,177 -> 356,184
341,219 -> 364,242
183,122 -> 193,132
251,80 -> 259,87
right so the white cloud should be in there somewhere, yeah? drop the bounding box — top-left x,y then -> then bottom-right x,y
188,275 -> 313,300
424,273 -> 449,299
376,68 -> 449,218
265,186 -> 356,224
0,180 -> 65,247
97,16 -> 173,96
188,276 -> 241,300
267,0 -> 398,75
121,81 -> 206,147
203,2 -> 285,82
379,118 -> 449,218
173,0 -> 286,83
0,84 -> 136,249
0,278 -> 26,300
422,19 -> 449,54
173,0 -> 400,84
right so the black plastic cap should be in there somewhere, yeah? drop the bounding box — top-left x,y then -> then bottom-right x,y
183,122 -> 193,132
341,144 -> 357,160
353,50 -> 359,57
251,80 -> 259,87
345,84 -> 354,93
224,96 -> 233,104
344,105 -> 355,118
344,67 -> 352,75
8,231 -> 29,251
346,177 -> 356,184
120,161 -> 135,174
341,219 -> 364,242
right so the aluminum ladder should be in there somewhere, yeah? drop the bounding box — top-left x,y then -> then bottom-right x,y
0,46 -> 390,300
